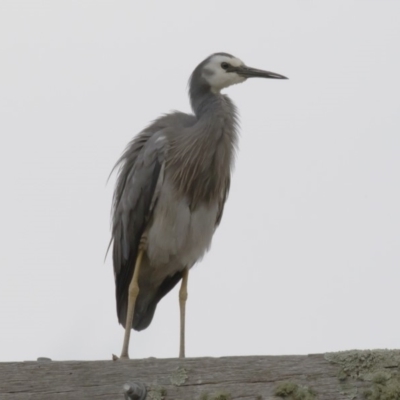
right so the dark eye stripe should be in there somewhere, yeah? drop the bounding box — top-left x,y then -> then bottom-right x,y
221,62 -> 230,70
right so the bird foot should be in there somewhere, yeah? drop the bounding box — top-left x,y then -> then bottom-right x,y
112,353 -> 130,361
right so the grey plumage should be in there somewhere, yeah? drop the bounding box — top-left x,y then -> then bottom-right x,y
109,53 -> 287,346
111,87 -> 237,329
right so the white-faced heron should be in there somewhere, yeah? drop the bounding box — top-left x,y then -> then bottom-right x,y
110,52 -> 287,359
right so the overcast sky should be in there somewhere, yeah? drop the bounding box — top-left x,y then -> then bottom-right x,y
1,1 -> 399,362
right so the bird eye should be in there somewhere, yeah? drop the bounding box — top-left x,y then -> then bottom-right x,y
221,62 -> 230,70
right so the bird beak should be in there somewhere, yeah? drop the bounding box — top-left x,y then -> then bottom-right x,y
234,66 -> 288,80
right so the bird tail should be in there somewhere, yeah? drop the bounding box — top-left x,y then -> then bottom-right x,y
118,270 -> 184,331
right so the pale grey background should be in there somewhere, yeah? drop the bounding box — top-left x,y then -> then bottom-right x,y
1,1 -> 399,362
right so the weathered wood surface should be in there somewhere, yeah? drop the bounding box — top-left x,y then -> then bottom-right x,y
1,350 -> 400,399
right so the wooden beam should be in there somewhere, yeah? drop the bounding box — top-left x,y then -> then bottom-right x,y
1,350 -> 400,399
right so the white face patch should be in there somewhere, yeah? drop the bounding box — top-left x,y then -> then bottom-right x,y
202,54 -> 246,92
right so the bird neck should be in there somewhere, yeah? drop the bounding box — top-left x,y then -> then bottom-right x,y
190,85 -> 237,126
190,84 -> 215,117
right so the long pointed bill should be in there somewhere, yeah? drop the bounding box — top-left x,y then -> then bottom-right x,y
236,66 -> 288,79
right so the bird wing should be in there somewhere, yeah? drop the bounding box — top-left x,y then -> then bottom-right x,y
215,176 -> 231,228
109,112 -> 197,329
111,129 -> 166,326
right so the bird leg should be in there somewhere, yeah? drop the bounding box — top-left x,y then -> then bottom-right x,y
119,243 -> 145,360
179,268 -> 189,358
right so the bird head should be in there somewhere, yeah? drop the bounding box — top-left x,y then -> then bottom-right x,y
193,53 -> 288,93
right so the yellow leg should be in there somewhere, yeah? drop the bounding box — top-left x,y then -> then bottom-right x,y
179,268 -> 189,358
119,249 -> 144,359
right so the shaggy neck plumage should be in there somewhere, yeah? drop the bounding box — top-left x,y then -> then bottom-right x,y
167,81 -> 239,206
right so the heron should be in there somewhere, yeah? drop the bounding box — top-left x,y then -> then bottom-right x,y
110,52 -> 287,360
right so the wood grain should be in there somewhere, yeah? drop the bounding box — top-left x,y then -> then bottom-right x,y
1,350 -> 399,399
